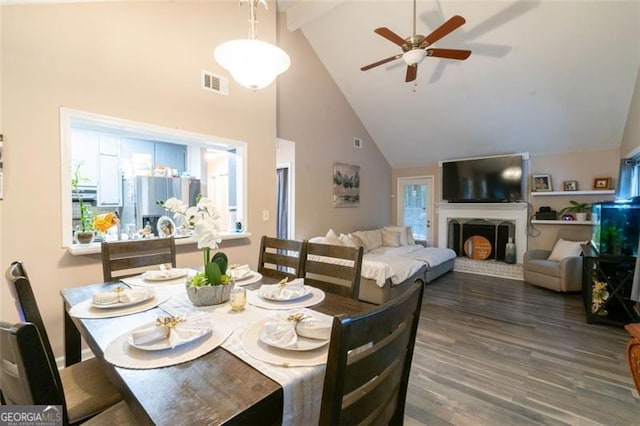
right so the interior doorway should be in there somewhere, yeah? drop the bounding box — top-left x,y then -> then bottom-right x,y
397,176 -> 434,246
276,139 -> 295,239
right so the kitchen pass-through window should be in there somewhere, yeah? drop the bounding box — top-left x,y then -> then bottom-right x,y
60,107 -> 246,248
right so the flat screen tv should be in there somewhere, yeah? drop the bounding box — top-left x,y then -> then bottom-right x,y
442,155 -> 523,202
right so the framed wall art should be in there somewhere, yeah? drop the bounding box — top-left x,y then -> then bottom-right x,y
593,177 -> 611,190
333,163 -> 360,207
532,174 -> 552,192
563,180 -> 578,191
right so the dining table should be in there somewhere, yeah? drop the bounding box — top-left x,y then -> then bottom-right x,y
60,269 -> 374,425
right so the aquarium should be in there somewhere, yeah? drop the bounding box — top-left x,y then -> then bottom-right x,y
591,198 -> 640,257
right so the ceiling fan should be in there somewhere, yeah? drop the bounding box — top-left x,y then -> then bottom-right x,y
361,0 -> 471,83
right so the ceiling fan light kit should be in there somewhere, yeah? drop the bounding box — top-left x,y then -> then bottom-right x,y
214,0 -> 290,91
361,0 -> 471,83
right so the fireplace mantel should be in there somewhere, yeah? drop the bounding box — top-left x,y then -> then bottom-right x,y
437,202 -> 528,263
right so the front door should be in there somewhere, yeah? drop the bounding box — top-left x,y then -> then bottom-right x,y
397,176 -> 434,246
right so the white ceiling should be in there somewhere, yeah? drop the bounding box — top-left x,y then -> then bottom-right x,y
278,1 -> 640,168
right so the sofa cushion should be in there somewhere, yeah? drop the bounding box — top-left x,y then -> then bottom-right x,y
526,259 -> 561,277
382,230 -> 401,247
339,233 -> 356,247
548,238 -> 584,261
353,229 -> 382,252
384,226 -> 409,246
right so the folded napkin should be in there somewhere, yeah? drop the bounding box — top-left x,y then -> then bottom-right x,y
229,264 -> 252,280
143,269 -> 186,280
130,316 -> 213,349
258,278 -> 307,301
261,311 -> 332,348
92,288 -> 152,305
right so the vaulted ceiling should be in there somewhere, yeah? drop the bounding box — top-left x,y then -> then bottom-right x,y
278,1 -> 640,168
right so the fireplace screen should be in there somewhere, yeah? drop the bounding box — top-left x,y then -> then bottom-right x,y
448,219 -> 515,261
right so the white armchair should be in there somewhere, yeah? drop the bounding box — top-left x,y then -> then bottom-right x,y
523,229 -> 587,292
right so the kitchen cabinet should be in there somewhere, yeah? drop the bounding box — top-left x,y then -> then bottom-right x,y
98,155 -> 122,207
71,129 -> 99,187
155,142 -> 187,173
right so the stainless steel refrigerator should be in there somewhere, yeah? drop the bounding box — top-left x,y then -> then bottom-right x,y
121,176 -> 201,236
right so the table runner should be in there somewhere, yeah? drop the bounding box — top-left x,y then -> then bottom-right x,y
159,286 -> 328,425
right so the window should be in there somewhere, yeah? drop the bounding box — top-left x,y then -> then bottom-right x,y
60,108 -> 246,248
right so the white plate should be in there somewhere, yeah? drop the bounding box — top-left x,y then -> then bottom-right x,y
91,293 -> 154,309
258,285 -> 312,302
127,322 -> 212,351
233,272 -> 263,287
258,327 -> 329,351
141,269 -> 189,281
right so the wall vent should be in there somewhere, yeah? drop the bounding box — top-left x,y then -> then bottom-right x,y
353,137 -> 362,148
202,70 -> 229,96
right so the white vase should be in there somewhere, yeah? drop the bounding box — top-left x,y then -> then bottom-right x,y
576,212 -> 588,221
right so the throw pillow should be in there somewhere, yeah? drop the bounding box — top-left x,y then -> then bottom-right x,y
382,230 -> 401,247
406,226 -> 415,245
325,229 -> 341,246
339,233 -> 356,247
348,233 -> 365,251
384,226 -> 408,246
548,238 -> 584,261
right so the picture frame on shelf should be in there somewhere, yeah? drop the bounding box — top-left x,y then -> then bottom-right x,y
593,177 -> 611,190
532,174 -> 552,192
563,180 -> 578,191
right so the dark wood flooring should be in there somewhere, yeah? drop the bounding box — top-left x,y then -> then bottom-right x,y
404,271 -> 639,425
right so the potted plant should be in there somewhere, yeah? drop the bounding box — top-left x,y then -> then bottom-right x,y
71,162 -> 95,244
158,196 -> 234,305
559,200 -> 591,221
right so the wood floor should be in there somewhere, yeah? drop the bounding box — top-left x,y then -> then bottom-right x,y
404,271 -> 639,426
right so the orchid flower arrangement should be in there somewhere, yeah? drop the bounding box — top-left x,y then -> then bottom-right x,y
158,196 -> 230,286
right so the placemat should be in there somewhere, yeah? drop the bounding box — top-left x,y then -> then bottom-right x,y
69,293 -> 171,319
121,268 -> 198,287
103,315 -> 233,369
247,286 -> 325,310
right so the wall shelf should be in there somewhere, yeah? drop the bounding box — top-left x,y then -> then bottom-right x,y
530,190 -> 615,196
531,220 -> 592,225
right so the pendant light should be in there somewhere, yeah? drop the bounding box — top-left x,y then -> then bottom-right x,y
214,0 -> 290,91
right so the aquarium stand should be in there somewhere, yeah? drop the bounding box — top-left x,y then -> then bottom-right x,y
582,248 -> 639,327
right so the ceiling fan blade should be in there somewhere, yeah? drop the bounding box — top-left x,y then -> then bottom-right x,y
420,15 -> 466,48
426,48 -> 472,60
361,54 -> 403,71
405,65 -> 417,82
374,27 -> 408,47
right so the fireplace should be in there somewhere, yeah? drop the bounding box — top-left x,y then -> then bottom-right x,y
437,203 -> 528,264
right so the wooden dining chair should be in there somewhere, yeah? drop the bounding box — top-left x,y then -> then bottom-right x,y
625,323 -> 640,394
319,281 -> 424,425
0,321 -> 137,425
6,261 -> 123,424
101,237 -> 177,282
257,235 -> 306,280
302,242 -> 364,299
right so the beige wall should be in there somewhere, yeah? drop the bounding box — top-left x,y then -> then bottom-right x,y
276,14 -> 391,239
621,67 -> 640,157
392,149 -> 620,253
1,2 -> 280,356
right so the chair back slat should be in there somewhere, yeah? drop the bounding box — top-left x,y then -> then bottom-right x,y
101,238 -> 177,282
303,242 -> 363,299
0,321 -> 67,422
320,281 -> 424,425
6,262 -> 62,394
257,236 -> 305,280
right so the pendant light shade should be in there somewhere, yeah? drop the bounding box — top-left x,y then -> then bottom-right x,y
214,39 -> 290,91
214,0 -> 290,91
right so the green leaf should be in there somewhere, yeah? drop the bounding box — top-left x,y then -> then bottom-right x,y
211,252 -> 228,275
205,262 -> 222,285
